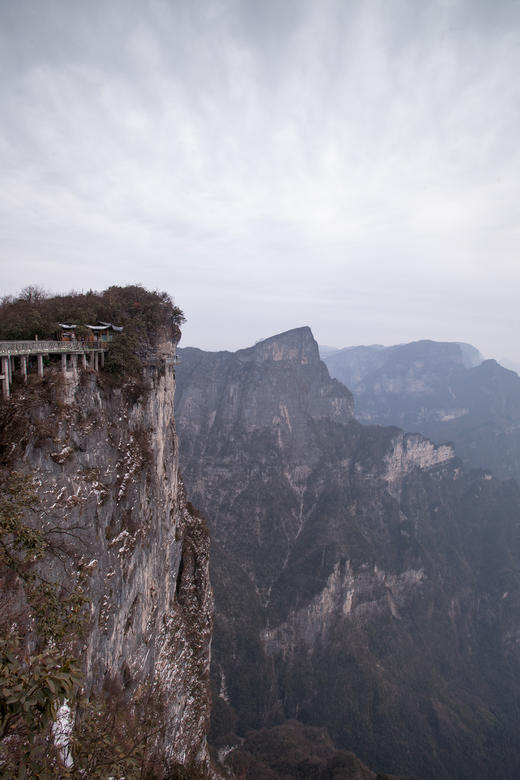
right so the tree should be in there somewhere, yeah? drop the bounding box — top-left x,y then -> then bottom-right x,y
18,285 -> 48,304
0,472 -> 83,776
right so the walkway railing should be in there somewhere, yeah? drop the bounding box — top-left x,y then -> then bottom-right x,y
0,340 -> 109,399
0,340 -> 108,357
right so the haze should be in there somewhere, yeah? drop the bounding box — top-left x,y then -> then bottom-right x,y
1,0 -> 519,366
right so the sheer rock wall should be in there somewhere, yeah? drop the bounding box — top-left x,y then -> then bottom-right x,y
175,327 -> 520,780
3,330 -> 213,770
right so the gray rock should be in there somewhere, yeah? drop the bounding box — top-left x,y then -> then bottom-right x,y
176,327 -> 520,780
2,328 -> 213,772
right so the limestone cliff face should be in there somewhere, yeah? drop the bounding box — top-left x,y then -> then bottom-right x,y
323,339 -> 520,483
176,327 -> 520,780
3,328 -> 213,769
176,327 -> 354,605
178,327 -> 353,439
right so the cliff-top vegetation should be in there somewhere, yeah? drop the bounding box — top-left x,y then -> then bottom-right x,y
0,284 -> 185,378
0,284 -> 184,342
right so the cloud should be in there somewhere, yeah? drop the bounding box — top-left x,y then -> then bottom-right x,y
0,0 -> 519,360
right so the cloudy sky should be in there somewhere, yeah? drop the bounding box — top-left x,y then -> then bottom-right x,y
1,0 -> 519,364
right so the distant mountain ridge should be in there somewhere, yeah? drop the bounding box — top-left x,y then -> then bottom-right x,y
322,339 -> 520,483
320,340 -> 482,385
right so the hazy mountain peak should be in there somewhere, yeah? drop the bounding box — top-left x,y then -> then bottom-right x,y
317,344 -> 341,357
238,326 -> 319,365
383,339 -> 480,367
176,326 -> 354,440
456,341 -> 483,367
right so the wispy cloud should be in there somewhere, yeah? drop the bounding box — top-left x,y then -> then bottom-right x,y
1,0 -> 519,360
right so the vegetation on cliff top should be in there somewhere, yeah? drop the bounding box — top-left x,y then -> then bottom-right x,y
0,284 -> 185,343
0,285 -> 185,382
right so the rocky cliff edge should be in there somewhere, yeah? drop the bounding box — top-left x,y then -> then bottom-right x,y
0,324 -> 213,775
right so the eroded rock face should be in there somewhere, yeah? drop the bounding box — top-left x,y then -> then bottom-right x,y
2,330 -> 213,770
176,327 -> 520,780
323,340 -> 520,483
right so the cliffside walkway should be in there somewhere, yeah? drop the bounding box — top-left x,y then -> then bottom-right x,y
0,340 -> 108,399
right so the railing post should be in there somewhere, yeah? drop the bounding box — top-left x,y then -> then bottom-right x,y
1,357 -> 9,399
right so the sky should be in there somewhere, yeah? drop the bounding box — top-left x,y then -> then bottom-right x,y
1,0 -> 519,366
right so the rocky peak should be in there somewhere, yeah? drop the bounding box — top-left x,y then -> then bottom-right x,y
176,327 -> 354,440
322,339 -> 483,394
387,339 -> 480,368
238,326 -> 320,366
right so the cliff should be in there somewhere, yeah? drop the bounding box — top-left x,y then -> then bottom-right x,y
0,303 -> 213,776
176,327 -> 520,780
176,328 -> 354,606
322,340 -> 520,483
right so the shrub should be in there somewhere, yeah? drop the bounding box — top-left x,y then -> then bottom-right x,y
0,285 -> 185,346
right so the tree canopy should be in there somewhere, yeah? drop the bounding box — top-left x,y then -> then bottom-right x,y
0,285 -> 185,342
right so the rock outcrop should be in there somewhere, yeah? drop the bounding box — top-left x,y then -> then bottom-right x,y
322,339 -> 520,483
1,323 -> 213,773
176,327 -> 520,780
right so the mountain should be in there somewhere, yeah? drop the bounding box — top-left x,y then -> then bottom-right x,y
318,344 -> 342,358
176,327 -> 520,780
322,340 -> 520,483
0,288 -> 213,777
